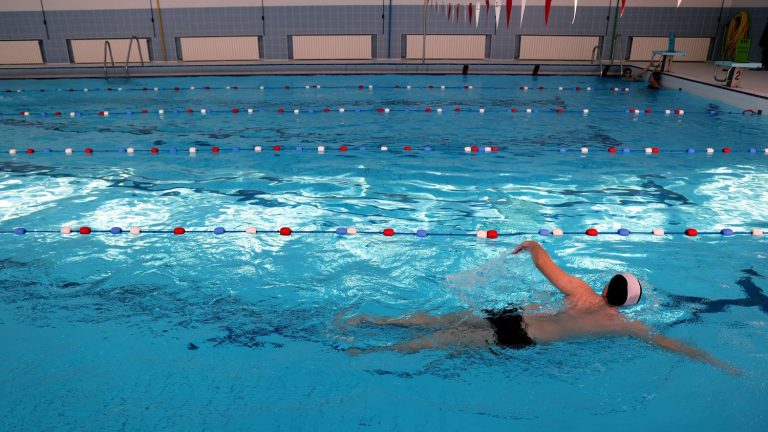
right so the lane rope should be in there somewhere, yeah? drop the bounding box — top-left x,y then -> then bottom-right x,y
2,226 -> 764,238
9,107 -> 747,117
7,145 -> 768,156
2,84 -> 634,94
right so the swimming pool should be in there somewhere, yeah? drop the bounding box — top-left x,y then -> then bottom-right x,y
1,74 -> 767,430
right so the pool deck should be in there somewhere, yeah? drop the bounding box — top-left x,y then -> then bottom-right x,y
630,61 -> 768,99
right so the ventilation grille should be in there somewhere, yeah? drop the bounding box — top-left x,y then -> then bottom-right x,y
518,36 -> 600,61
629,37 -> 710,61
405,35 -> 486,60
292,35 -> 372,60
179,36 -> 260,61
0,40 -> 43,64
70,38 -> 149,63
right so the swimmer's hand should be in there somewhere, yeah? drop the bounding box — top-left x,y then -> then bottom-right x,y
512,240 -> 540,255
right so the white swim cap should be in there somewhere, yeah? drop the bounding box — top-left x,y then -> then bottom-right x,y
604,273 -> 643,307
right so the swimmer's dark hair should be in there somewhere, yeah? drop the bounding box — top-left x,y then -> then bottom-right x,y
606,274 -> 629,306
622,67 -> 632,76
651,71 -> 662,81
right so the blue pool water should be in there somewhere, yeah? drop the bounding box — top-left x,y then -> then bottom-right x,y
1,74 -> 767,431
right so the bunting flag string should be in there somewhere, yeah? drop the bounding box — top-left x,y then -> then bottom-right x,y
573,0 -> 578,24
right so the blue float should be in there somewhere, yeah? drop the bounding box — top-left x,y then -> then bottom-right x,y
335,227 -> 347,235
416,229 -> 428,238
618,228 -> 631,236
720,228 -> 734,236
110,227 -> 122,234
538,228 -> 551,236
13,228 -> 26,235
213,227 -> 226,235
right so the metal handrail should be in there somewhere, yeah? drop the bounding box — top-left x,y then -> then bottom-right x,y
125,36 -> 145,78
591,45 -> 603,76
615,33 -> 625,73
103,41 -> 115,80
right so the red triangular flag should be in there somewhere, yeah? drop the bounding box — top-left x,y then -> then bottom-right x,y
456,4 -> 460,22
506,1 -> 512,28
469,3 -> 473,25
545,0 -> 552,25
620,0 -> 626,17
486,0 -> 490,16
448,3 -> 452,20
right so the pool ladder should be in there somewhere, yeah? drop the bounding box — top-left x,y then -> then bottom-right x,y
104,36 -> 145,80
593,33 -> 626,77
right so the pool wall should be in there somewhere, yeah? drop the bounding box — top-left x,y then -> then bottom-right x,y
1,0 -> 766,65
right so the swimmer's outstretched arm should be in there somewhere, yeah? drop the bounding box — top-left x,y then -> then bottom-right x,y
512,241 -> 594,299
626,321 -> 742,376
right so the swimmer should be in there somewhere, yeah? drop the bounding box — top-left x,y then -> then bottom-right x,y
622,60 -> 663,89
339,240 -> 740,375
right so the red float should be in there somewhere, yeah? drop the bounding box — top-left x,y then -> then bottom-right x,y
383,228 -> 395,236
652,147 -> 660,154
211,146 -> 220,153
487,230 -> 499,239
339,145 -> 348,152
685,228 -> 698,237
79,227 -> 91,235
273,146 -> 281,151
173,227 -> 185,235
84,148 -> 93,154
722,148 -> 731,153
280,227 -> 292,236
26,148 -> 34,154
586,228 -> 599,236
404,146 -> 412,151
608,147 -> 617,153
150,147 -> 159,153
232,108 -> 239,113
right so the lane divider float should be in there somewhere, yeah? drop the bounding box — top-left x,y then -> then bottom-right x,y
2,84 -> 639,94
3,107 -> 719,117
7,146 -> 767,156
4,226 -> 764,238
